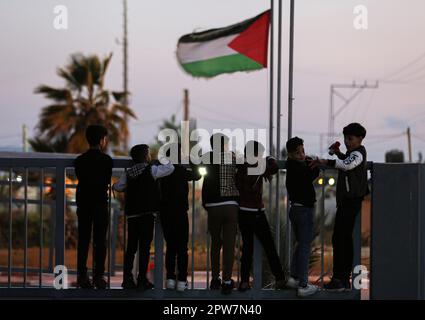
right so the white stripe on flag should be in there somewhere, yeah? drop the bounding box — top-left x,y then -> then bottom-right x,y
177,34 -> 239,64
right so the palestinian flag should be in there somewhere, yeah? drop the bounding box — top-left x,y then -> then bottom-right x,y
177,10 -> 270,78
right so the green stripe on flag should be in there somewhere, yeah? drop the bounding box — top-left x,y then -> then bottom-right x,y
181,54 -> 263,78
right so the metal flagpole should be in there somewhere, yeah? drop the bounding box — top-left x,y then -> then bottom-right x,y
286,0 -> 295,270
268,0 -> 275,228
275,0 -> 283,253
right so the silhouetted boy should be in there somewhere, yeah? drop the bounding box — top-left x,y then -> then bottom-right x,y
74,125 -> 112,289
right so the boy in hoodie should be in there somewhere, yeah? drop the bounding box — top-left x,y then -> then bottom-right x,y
159,143 -> 201,292
113,144 -> 174,290
310,123 -> 368,291
285,137 -> 320,297
235,140 -> 286,292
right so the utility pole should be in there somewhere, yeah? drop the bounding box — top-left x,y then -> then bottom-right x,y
183,89 -> 189,121
22,124 -> 28,152
328,80 -> 379,145
122,0 -> 129,151
407,127 -> 412,162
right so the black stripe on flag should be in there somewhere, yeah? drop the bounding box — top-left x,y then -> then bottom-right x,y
178,10 -> 270,44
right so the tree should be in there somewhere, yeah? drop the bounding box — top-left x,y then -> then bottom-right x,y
385,149 -> 405,163
30,53 -> 136,154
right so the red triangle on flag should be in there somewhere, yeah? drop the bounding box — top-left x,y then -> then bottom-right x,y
228,11 -> 270,67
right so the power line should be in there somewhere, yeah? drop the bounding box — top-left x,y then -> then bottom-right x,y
192,102 -> 266,127
380,50 -> 425,81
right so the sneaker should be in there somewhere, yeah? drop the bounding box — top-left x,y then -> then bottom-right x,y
77,274 -> 93,289
275,277 -> 287,290
166,279 -> 177,290
210,278 -> 221,290
137,278 -> 154,291
323,278 -> 345,292
221,279 -> 235,295
285,276 -> 299,289
93,275 -> 107,290
238,281 -> 251,292
121,274 -> 137,289
297,284 -> 319,297
176,281 -> 188,292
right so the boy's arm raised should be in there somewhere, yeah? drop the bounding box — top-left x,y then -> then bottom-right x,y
151,159 -> 175,180
312,151 -> 363,171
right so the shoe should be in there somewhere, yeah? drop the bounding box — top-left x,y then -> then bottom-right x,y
166,278 -> 177,290
297,283 -> 319,297
275,277 -> 287,290
137,278 -> 154,291
77,274 -> 93,289
238,281 -> 251,292
210,277 -> 221,290
93,275 -> 107,290
221,279 -> 235,295
285,276 -> 299,289
176,281 -> 188,292
323,278 -> 345,292
121,274 -> 137,289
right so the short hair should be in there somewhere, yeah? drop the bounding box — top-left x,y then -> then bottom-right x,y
130,144 -> 150,163
210,133 -> 229,150
286,136 -> 304,153
343,123 -> 366,138
85,125 -> 108,147
244,140 -> 265,157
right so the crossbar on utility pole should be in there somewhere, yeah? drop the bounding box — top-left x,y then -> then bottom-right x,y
328,80 -> 379,145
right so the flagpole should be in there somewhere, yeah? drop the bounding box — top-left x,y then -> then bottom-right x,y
268,0 -> 275,221
286,0 -> 295,271
275,0 -> 283,254
287,0 -> 294,139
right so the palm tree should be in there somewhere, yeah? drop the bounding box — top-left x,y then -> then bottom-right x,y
30,53 -> 136,154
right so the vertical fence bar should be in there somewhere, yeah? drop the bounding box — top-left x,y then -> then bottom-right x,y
49,201 -> 55,273
369,165 -> 373,298
236,231 -> 241,285
39,168 -> 44,288
253,236 -> 262,297
111,206 -> 118,276
153,216 -> 164,297
191,179 -> 196,289
124,215 -> 127,274
206,231 -> 210,289
24,168 -> 28,287
353,207 -> 362,297
320,170 -> 325,286
8,168 -> 13,288
107,185 -> 112,288
54,166 -> 65,269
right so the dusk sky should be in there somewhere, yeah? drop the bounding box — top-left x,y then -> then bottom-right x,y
1,0 -> 425,161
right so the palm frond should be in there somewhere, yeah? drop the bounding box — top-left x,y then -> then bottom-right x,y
35,85 -> 71,102
111,103 -> 137,119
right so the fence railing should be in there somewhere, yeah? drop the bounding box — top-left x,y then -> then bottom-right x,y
0,154 -> 368,299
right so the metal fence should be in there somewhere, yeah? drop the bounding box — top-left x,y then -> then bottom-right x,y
0,154 -> 365,299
